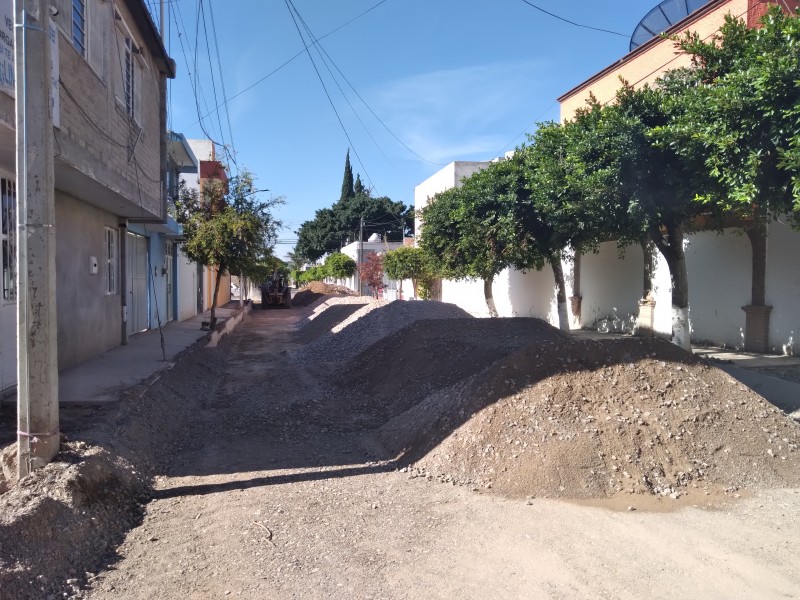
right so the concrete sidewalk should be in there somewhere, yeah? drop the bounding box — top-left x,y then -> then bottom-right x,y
693,346 -> 800,415
55,303 -> 248,406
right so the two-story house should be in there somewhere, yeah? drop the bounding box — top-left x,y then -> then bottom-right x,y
0,0 -> 174,392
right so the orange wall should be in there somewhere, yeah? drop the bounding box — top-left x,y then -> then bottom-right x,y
559,0 -> 749,120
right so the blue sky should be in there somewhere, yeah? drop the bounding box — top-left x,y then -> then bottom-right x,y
158,0 -> 674,258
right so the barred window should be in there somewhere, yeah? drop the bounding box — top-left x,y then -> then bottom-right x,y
72,0 -> 86,57
1,178 -> 16,302
105,227 -> 118,294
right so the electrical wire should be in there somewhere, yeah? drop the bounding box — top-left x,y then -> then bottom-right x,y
171,0 -> 228,153
290,7 -> 445,167
284,0 -> 376,193
183,0 -> 392,130
516,0 -> 627,37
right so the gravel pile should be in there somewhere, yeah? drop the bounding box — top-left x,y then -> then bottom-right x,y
296,297 -> 374,345
291,300 -> 472,364
371,335 -> 800,500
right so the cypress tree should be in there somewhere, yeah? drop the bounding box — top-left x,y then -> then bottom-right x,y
340,149 -> 355,203
354,173 -> 366,197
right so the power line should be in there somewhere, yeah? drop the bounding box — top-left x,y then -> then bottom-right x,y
291,7 -> 394,168
290,7 -> 445,167
284,0 -> 376,193
516,0 -> 627,37
182,0 -> 391,130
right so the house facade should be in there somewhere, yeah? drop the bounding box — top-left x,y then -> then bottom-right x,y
0,0 -> 174,391
415,0 -> 800,354
558,0 -> 800,353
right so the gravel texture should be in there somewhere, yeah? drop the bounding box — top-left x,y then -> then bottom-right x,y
290,300 -> 472,364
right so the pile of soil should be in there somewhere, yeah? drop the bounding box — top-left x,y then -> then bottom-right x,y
0,336 -> 230,598
291,300 -> 472,364
365,328 -> 800,500
332,318 -> 567,426
292,282 -> 357,307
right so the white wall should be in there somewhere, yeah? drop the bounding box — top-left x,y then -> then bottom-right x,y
766,219 -> 800,354
580,242 -> 644,330
684,228 -> 750,347
414,161 -> 491,237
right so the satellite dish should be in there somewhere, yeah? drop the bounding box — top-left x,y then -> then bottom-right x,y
630,0 -> 712,51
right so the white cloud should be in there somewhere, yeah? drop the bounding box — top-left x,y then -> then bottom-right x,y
368,60 -> 547,163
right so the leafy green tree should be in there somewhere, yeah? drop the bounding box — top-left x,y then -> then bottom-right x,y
175,170 -> 281,328
420,162 -> 516,317
383,246 -> 436,300
324,252 -> 357,280
354,173 -> 366,197
300,265 -> 327,284
664,8 -> 800,311
295,192 -> 411,262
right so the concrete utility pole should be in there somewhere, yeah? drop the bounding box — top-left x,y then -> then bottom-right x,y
14,0 -> 59,478
358,216 -> 364,295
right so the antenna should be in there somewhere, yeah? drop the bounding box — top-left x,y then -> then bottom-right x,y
630,0 -> 712,51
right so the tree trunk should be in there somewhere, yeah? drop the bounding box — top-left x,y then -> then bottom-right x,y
745,224 -> 767,306
651,223 -> 691,351
550,254 -> 570,332
483,277 -> 499,318
210,265 -> 224,330
641,240 -> 656,300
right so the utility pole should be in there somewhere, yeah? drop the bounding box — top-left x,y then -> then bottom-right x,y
358,216 -> 364,295
15,0 -> 59,478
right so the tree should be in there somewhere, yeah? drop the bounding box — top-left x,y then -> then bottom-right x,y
354,173 -> 366,197
663,8 -> 800,320
383,246 -> 436,300
295,190 -> 412,262
359,253 -> 384,297
299,265 -> 327,284
419,162 -> 516,317
340,149 -> 355,203
175,170 -> 281,328
324,252 -> 357,281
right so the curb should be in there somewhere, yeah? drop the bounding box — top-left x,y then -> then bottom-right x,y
207,302 -> 252,348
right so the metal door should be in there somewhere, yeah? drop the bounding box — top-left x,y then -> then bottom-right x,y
165,241 -> 174,322
126,232 -> 149,335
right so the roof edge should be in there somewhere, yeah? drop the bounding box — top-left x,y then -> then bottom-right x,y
557,0 -> 729,105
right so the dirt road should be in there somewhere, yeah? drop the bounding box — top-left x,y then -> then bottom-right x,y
79,307 -> 800,600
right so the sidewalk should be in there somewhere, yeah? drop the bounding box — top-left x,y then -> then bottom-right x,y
51,303 -> 248,406
57,303 -> 251,406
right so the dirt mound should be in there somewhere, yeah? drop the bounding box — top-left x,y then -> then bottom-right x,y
291,300 -> 472,364
333,318 -> 567,425
374,335 -> 800,500
0,336 -> 230,598
0,443 -> 147,598
292,282 -> 357,307
298,303 -> 369,344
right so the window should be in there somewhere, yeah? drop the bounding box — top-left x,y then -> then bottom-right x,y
72,0 -> 86,57
115,12 -> 143,124
105,227 -> 118,294
1,178 -> 15,302
123,36 -> 135,119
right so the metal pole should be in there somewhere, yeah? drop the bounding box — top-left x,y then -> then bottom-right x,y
14,0 -> 59,478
